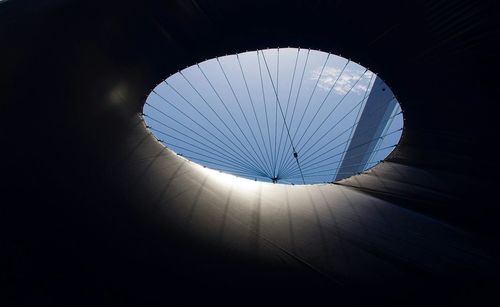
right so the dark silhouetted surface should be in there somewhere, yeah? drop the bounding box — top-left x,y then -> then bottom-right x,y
1,0 -> 499,305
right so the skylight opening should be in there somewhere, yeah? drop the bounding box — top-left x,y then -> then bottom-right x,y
143,48 -> 403,184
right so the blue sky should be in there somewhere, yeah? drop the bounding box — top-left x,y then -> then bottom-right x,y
144,48 -> 403,184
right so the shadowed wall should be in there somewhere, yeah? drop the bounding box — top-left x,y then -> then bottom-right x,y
1,0 -> 499,305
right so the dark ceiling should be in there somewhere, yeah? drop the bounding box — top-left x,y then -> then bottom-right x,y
1,0 -> 499,305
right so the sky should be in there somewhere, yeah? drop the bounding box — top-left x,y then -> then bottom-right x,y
144,48 -> 403,184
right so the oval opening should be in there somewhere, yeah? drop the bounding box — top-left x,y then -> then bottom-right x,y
143,48 -> 403,184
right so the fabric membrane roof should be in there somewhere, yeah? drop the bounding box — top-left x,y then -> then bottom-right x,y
1,0 -> 499,305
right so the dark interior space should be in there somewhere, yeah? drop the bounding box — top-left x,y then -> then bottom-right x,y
1,0 -> 499,305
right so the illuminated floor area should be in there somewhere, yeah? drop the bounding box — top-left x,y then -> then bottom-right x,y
143,48 -> 403,184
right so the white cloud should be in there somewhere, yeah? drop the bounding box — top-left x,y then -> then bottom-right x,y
311,66 -> 374,95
